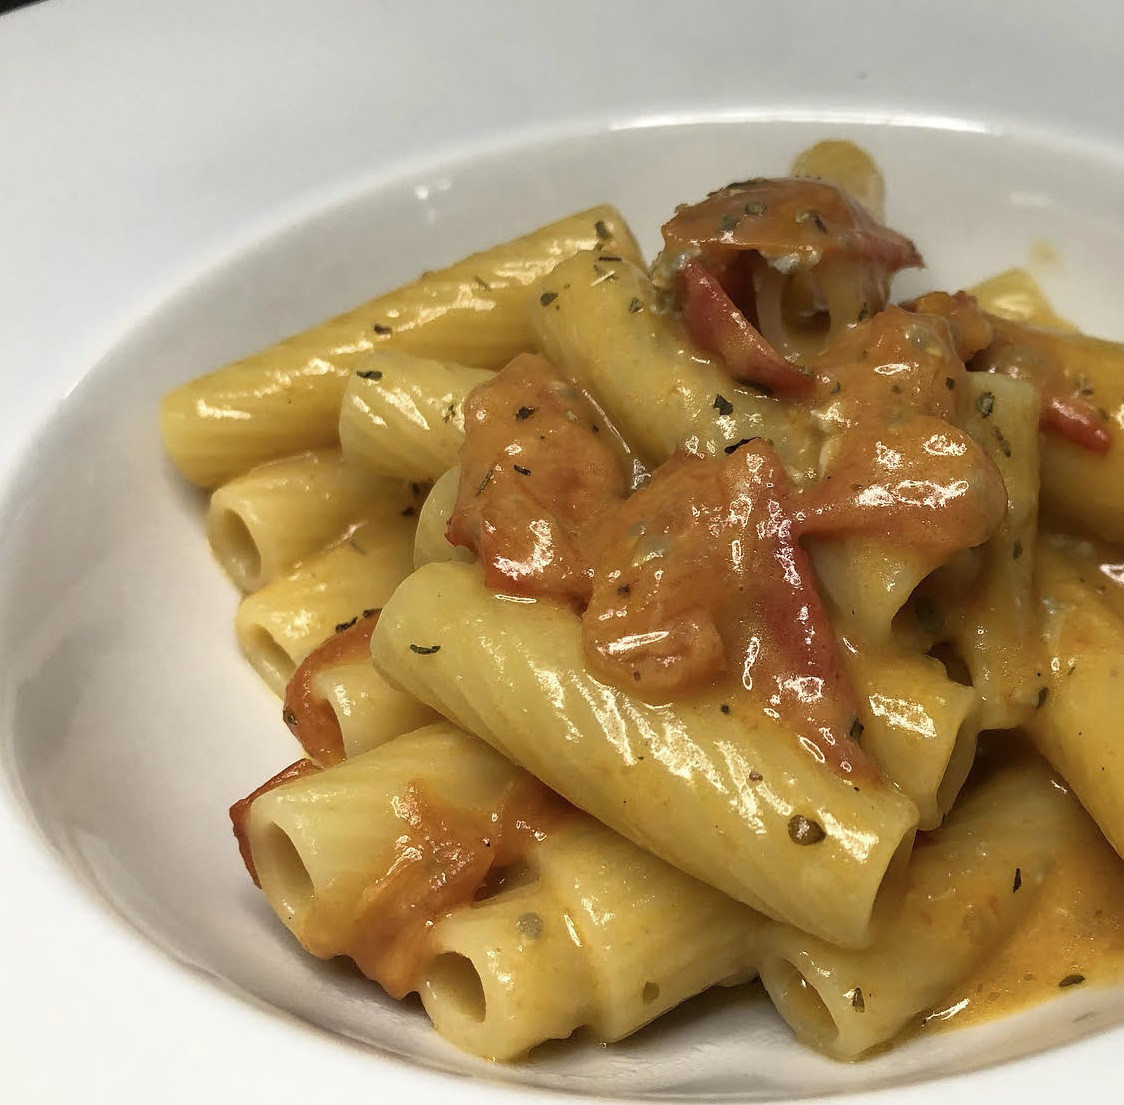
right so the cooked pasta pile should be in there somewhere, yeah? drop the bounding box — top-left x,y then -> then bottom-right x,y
162,141 -> 1124,1062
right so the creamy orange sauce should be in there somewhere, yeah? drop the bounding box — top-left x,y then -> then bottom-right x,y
447,351 -> 633,607
919,791 -> 1124,1033
450,302 -> 1013,779
346,776 -> 573,999
659,176 -> 923,373
972,315 -> 1112,453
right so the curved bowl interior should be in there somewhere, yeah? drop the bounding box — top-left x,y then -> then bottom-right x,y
2,118 -> 1124,1100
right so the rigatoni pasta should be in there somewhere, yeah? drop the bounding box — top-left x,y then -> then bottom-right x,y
162,140 -> 1124,1067
161,205 -> 642,488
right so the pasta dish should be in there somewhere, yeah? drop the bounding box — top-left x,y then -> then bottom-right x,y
160,140 -> 1124,1063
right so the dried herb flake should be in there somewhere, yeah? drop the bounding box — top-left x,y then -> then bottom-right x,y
976,391 -> 995,418
847,987 -> 866,1012
1013,867 -> 1023,893
539,291 -> 558,307
409,643 -> 442,655
513,464 -> 531,476
594,219 -> 611,240
1037,686 -> 1049,709
357,369 -> 383,380
515,406 -> 536,421
788,814 -> 826,845
1058,974 -> 1085,988
713,394 -> 735,417
627,296 -> 643,314
372,323 -> 393,335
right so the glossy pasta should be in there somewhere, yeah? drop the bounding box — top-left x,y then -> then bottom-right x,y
162,142 -> 1124,1064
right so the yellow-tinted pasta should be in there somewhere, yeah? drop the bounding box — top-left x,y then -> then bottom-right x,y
757,752 -> 1079,1059
1027,536 -> 1124,856
308,660 -> 439,760
207,449 -> 419,592
531,251 -> 819,477
245,724 -> 521,960
235,518 -> 415,696
371,560 -> 918,949
423,816 -> 761,1059
844,646 -> 981,831
338,352 -> 492,483
165,151 -> 1124,1067
413,467 -> 473,570
161,205 -> 642,488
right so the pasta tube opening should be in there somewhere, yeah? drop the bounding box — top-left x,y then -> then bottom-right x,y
255,822 -> 316,922
209,508 -> 262,589
423,953 -> 487,1024
243,625 -> 297,695
419,884 -> 594,1060
758,957 -> 838,1051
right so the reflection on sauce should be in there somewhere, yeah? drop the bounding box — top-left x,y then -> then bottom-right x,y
919,792 -> 1124,1034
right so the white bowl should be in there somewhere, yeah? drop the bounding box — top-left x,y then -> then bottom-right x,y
3,3 -> 1124,1102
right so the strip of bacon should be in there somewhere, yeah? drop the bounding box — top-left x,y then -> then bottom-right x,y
799,417 -> 1009,554
678,259 -> 814,396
